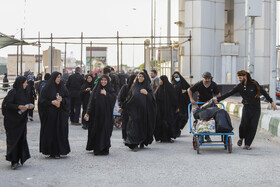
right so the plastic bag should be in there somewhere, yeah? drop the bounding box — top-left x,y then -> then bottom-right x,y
195,118 -> 216,133
215,109 -> 233,133
199,107 -> 220,121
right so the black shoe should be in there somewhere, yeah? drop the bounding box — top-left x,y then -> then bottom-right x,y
169,139 -> 175,143
140,144 -> 144,149
176,131 -> 181,138
82,124 -> 88,129
132,146 -> 139,152
11,162 -> 20,170
205,136 -> 212,142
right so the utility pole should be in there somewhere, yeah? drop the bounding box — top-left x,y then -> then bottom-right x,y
64,42 -> 67,72
247,16 -> 255,77
20,28 -> 23,75
270,0 -> 277,102
81,32 -> 83,71
167,0 -> 171,45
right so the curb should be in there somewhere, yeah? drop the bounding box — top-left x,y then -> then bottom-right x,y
220,101 -> 280,137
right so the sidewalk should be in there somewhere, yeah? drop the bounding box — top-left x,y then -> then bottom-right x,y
222,96 -> 280,137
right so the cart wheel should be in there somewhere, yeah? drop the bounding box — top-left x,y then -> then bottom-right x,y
193,136 -> 197,150
228,136 -> 232,153
223,135 -> 227,150
196,136 -> 200,154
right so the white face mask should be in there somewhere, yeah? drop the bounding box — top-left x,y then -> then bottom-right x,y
175,77 -> 180,82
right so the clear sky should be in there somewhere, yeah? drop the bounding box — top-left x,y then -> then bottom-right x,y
0,0 -> 179,68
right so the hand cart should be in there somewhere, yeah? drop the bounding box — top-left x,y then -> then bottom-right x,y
188,102 -> 234,154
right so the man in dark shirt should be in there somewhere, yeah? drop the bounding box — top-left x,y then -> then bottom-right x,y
188,72 -> 221,142
214,70 -> 276,150
66,67 -> 85,125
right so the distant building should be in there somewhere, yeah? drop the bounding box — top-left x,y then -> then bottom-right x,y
0,57 -> 7,75
178,0 -> 274,85
7,54 -> 42,76
43,47 -> 62,73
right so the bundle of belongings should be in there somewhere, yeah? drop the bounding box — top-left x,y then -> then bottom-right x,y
193,100 -> 233,133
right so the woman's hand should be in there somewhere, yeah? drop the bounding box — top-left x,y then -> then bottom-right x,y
176,108 -> 179,113
118,108 -> 123,114
182,89 -> 187,94
271,102 -> 277,111
18,105 -> 28,111
140,89 -> 148,95
84,113 -> 90,121
100,89 -> 106,96
57,96 -> 62,102
28,104 -> 35,109
86,88 -> 91,92
52,100 -> 60,106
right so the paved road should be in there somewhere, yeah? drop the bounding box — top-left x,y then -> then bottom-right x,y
0,110 -> 280,187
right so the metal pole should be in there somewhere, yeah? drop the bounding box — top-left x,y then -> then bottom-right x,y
151,0 -> 154,67
167,0 -> 171,45
121,41 -> 123,72
117,31 -> 120,72
38,32 -> 40,74
16,45 -> 19,76
90,41 -> 92,72
20,28 -> 23,75
154,0 -> 156,63
50,33 -> 53,73
64,42 -> 67,71
171,45 -> 173,76
270,0 -> 277,102
133,41 -> 135,68
247,16 -> 255,78
81,32 -> 83,70
189,31 -> 192,84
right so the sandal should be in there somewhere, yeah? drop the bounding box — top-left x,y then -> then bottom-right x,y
243,145 -> 252,150
237,139 -> 243,147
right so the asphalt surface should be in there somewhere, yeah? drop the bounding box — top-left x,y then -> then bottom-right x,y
0,110 -> 280,187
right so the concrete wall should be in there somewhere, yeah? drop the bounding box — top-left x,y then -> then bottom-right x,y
7,55 -> 38,76
181,0 -> 272,85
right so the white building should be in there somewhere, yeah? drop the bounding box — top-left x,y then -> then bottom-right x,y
178,0 -> 274,85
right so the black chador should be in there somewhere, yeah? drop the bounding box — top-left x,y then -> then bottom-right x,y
86,75 -> 116,155
123,72 -> 156,151
80,74 -> 94,129
154,75 -> 179,143
39,72 -> 71,158
118,74 -> 136,140
3,76 -> 31,168
171,71 -> 191,136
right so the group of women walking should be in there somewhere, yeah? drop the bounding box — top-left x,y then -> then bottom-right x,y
3,68 -> 274,169
2,70 -> 190,169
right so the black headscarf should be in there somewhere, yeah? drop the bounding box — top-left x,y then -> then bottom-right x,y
157,75 -> 177,104
13,76 -> 27,91
83,74 -> 94,88
91,75 -> 115,100
127,74 -> 136,90
171,71 -> 190,89
142,69 -> 151,84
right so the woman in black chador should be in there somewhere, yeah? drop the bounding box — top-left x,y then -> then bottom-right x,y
154,75 -> 179,143
123,72 -> 156,152
80,74 -> 94,130
118,74 -> 137,140
3,76 -> 34,169
84,75 -> 116,155
171,71 -> 191,137
39,72 -> 70,158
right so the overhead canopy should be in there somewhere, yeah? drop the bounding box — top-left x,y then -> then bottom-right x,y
0,32 -> 30,49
